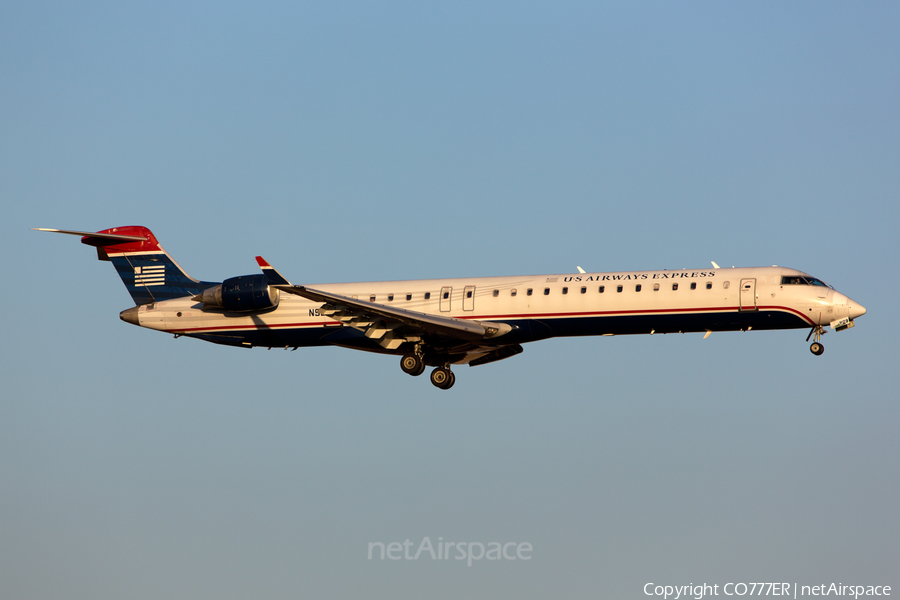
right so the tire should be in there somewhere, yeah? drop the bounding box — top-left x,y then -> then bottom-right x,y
430,367 -> 452,389
810,342 -> 824,356
445,370 -> 456,390
401,354 -> 424,376
413,360 -> 427,376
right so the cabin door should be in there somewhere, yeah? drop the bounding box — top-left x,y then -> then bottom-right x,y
440,286 -> 452,312
463,286 -> 475,311
739,278 -> 757,311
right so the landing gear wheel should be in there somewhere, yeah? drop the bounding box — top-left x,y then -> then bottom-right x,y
430,367 -> 455,390
807,325 -> 826,356
401,354 -> 425,376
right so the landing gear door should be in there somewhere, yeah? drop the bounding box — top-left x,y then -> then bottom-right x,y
739,278 -> 757,311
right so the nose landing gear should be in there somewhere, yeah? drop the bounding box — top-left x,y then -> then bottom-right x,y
806,325 -> 826,356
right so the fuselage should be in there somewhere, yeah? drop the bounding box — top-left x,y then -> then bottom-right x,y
122,265 -> 866,354
38,225 -> 868,389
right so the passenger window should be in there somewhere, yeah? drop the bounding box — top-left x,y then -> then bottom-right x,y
723,281 -> 730,289
527,288 -> 533,296
443,291 -> 449,299
672,283 -> 678,291
492,290 -> 499,297
406,294 -> 412,301
388,294 -> 394,301
370,295 -> 376,302
562,287 -> 568,295
636,284 -> 642,292
467,290 -> 473,298
690,282 -> 696,290
543,288 -> 550,295
617,285 -> 623,293
511,289 -> 517,297
653,283 -> 660,291
599,286 -> 605,293
706,282 -> 712,290
424,292 -> 431,300
580,286 -> 586,294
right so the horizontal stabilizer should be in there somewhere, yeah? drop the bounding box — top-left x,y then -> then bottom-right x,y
33,228 -> 148,245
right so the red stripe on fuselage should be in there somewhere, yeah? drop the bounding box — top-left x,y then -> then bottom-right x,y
459,304 -> 814,325
171,321 -> 331,334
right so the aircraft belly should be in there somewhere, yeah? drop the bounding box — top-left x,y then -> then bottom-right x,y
536,309 -> 811,337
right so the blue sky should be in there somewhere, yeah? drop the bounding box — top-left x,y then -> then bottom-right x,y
2,2 -> 898,598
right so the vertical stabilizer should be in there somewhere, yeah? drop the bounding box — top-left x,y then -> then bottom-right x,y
37,226 -> 216,305
85,226 -> 213,304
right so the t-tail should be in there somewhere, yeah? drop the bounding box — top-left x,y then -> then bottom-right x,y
35,226 -> 215,305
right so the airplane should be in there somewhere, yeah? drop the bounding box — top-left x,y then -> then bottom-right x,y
36,225 -> 867,390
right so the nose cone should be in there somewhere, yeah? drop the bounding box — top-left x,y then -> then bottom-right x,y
120,306 -> 140,326
831,292 -> 867,321
831,292 -> 866,319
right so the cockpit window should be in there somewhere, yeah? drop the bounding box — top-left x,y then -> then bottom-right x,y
781,275 -> 831,288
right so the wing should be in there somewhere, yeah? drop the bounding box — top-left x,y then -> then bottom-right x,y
256,257 -> 516,357
277,284 -> 513,349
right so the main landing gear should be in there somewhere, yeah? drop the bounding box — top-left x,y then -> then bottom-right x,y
400,354 -> 426,376
429,366 -> 455,390
400,353 -> 456,389
806,325 -> 825,356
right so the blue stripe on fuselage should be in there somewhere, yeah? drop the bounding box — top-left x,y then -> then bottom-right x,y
177,308 -> 811,350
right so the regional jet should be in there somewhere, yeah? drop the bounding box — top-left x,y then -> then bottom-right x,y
36,226 -> 867,389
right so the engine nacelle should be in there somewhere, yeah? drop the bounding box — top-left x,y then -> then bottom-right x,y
195,274 -> 280,312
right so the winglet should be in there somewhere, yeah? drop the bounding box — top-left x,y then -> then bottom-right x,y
256,256 -> 292,285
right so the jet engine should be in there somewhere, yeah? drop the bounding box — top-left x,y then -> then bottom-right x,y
194,274 -> 280,312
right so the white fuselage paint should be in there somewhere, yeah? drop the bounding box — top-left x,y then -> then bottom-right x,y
129,266 -> 866,352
